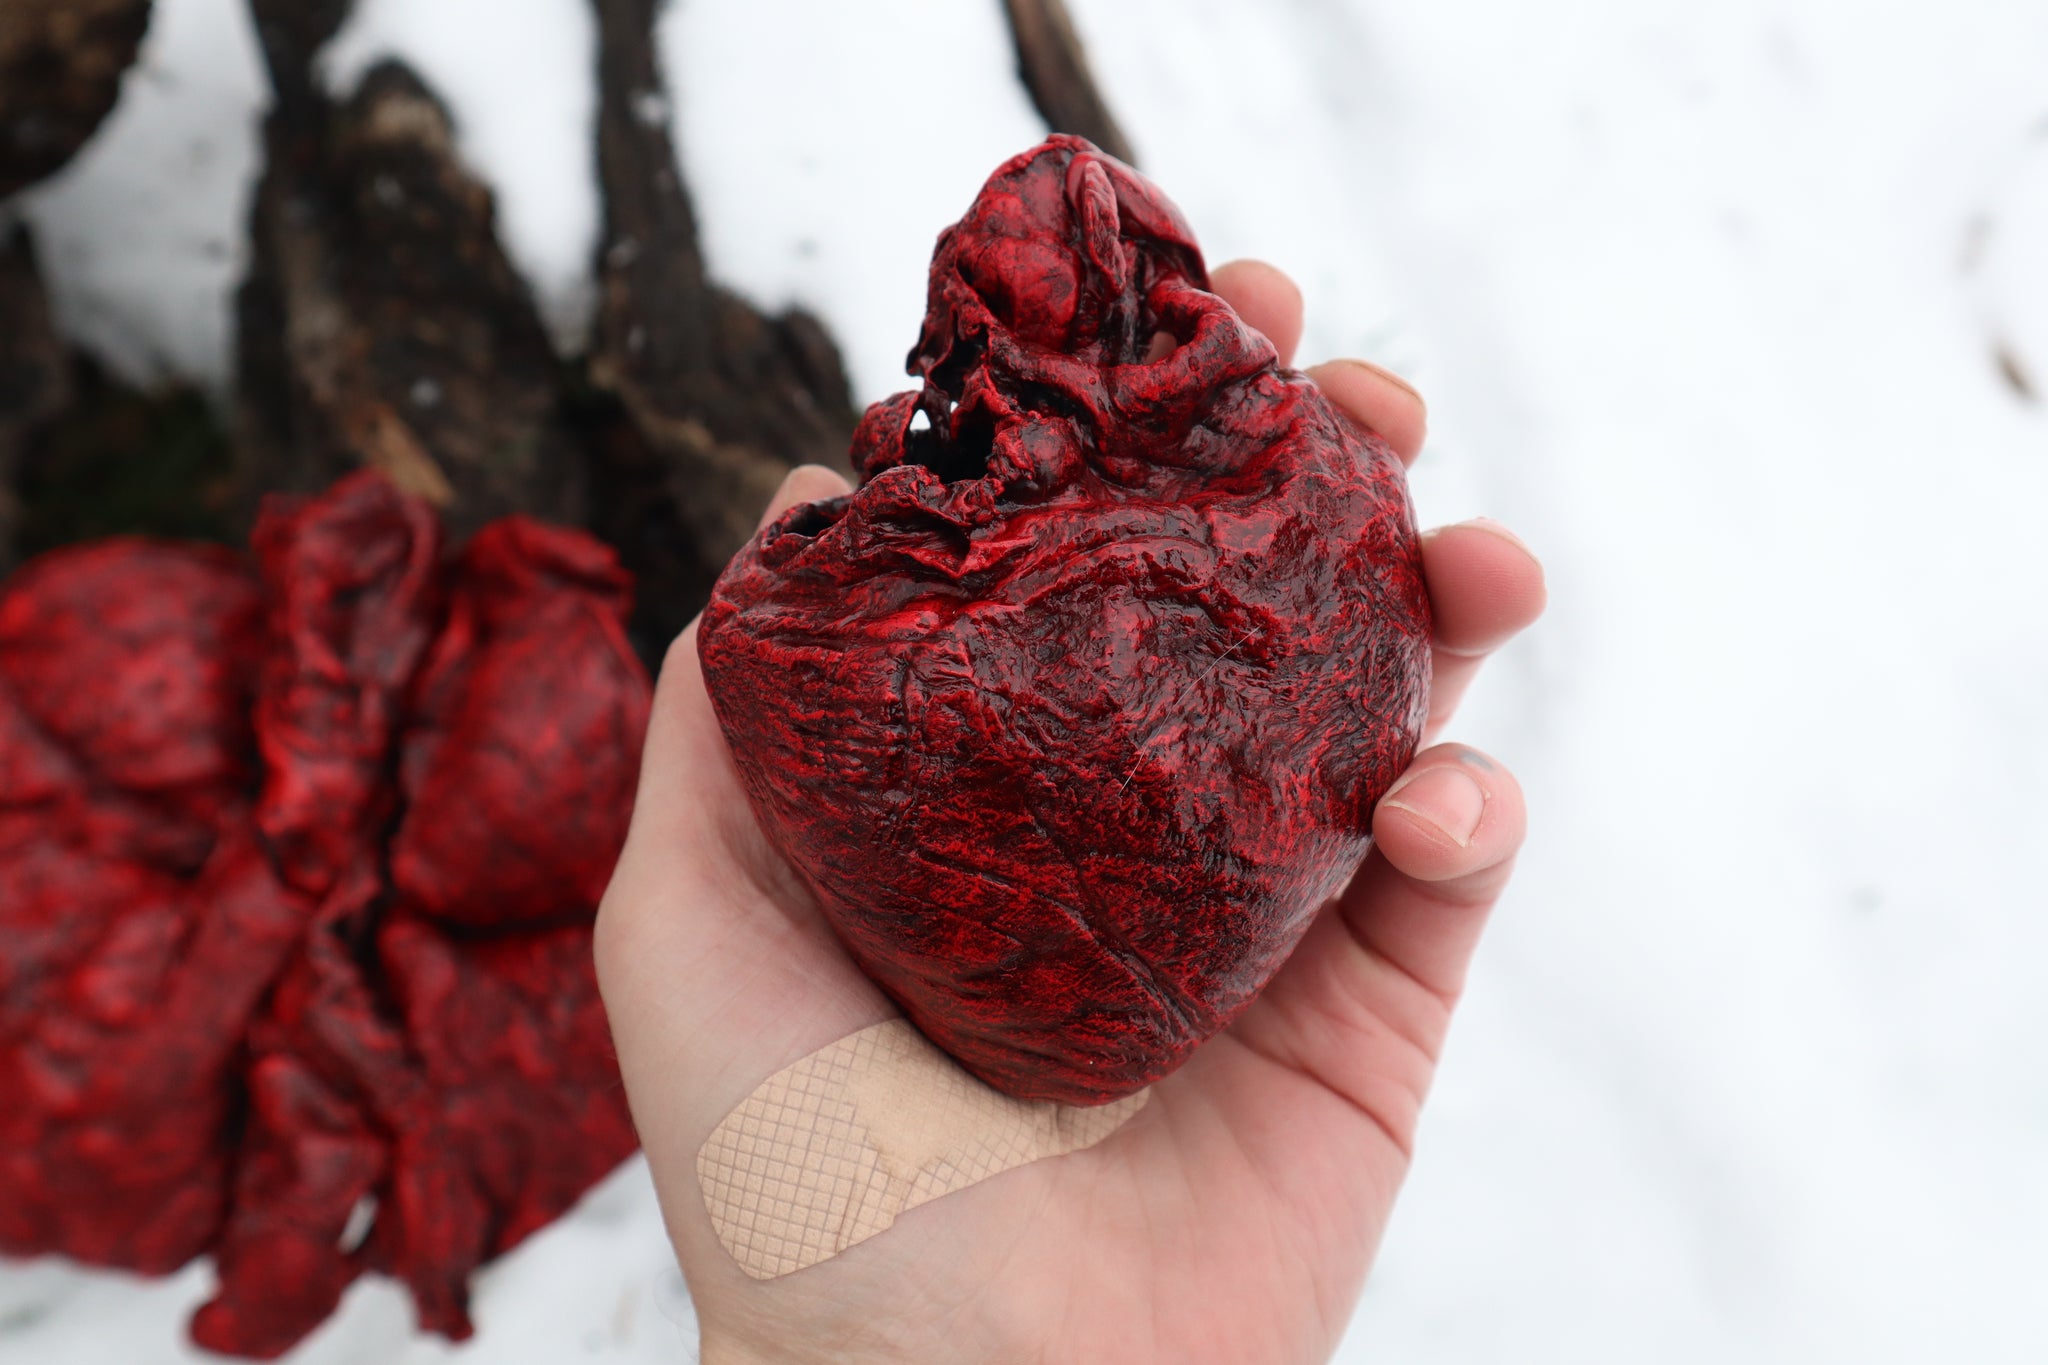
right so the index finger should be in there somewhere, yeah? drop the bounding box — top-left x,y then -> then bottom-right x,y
1305,359 -> 1428,466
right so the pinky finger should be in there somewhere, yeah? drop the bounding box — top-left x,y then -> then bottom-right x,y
1353,744 -> 1528,1003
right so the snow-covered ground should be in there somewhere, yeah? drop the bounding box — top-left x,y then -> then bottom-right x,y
5,0 -> 2046,1360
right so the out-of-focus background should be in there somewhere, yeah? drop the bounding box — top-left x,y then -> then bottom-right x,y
2,0 -> 2044,1360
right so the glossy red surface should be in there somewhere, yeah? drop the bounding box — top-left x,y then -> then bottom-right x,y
700,137 -> 1432,1105
390,517 -> 649,929
0,474 -> 648,1358
249,474 -> 443,899
1,544 -> 283,1275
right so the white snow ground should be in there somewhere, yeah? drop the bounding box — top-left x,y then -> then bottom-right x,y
5,0 -> 2046,1361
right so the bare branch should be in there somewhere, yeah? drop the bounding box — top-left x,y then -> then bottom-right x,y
1000,0 -> 1136,166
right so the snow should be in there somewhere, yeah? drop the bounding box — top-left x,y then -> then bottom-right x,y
5,0 -> 2046,1361
323,0 -> 603,354
0,1161 -> 700,1362
661,0 -> 1049,402
12,0 -> 265,388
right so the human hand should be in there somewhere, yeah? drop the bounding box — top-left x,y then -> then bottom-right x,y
595,259 -> 1547,1365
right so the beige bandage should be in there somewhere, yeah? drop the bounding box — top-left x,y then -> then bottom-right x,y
697,1018 -> 1147,1278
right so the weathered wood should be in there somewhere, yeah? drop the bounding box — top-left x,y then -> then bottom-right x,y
1000,0 -> 1136,166
236,60 -> 592,542
0,226 -> 70,571
243,0 -> 352,116
10,359 -> 236,561
7,0 -> 867,674
585,0 -> 858,653
3,223 -> 236,569
0,0 -> 153,199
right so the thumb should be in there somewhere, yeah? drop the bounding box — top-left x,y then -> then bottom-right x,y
754,463 -> 855,533
594,461 -> 884,1148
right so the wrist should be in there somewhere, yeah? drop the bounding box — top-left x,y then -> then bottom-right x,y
699,1339 -> 772,1365
699,1332 -> 886,1365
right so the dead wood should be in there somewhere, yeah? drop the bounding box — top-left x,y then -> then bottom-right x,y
0,225 -> 69,571
0,0 -> 153,199
999,0 -> 1136,166
584,0 -> 858,653
2,223 -> 236,570
236,59 -> 591,542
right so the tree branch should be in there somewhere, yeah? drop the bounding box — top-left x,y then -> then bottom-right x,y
1000,0 -> 1136,166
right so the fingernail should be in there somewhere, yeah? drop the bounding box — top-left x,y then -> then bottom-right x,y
1381,765 -> 1487,847
1323,358 -> 1425,412
1460,517 -> 1535,557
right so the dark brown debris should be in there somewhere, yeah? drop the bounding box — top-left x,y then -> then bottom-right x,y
0,0 -> 154,199
10,0 -> 881,670
1000,0 -> 1137,167
1995,341 -> 2038,404
242,0 -> 354,120
585,0 -> 858,654
236,60 -> 593,543
1,223 -> 235,573
0,225 -> 71,573
11,360 -> 237,563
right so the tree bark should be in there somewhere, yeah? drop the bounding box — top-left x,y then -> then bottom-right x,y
236,57 -> 591,543
0,0 -> 153,199
584,0 -> 858,653
1000,0 -> 1136,166
242,0 -> 352,117
0,226 -> 70,572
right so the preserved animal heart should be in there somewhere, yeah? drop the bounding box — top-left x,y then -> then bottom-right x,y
700,137 -> 1432,1105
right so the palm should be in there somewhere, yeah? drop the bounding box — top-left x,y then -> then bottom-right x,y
596,263 -> 1542,1365
743,1034 -> 1410,1365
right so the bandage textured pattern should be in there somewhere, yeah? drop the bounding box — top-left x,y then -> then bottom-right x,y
699,1019 -> 1146,1278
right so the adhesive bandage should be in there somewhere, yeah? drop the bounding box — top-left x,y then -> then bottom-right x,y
697,1018 -> 1148,1278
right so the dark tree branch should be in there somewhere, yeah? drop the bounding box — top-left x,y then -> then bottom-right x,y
0,0 -> 154,199
244,0 -> 353,117
1000,0 -> 1136,166
0,225 -> 69,572
585,0 -> 857,652
237,48 -> 592,540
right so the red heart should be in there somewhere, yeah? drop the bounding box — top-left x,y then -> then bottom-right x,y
700,137 -> 1431,1105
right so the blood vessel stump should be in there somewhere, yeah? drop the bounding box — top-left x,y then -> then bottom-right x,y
700,137 -> 1432,1106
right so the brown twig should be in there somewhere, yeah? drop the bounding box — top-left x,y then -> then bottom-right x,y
1995,341 -> 2038,404
1000,0 -> 1137,166
236,23 -> 593,540
243,0 -> 353,116
585,0 -> 857,651
0,225 -> 70,572
0,0 -> 154,199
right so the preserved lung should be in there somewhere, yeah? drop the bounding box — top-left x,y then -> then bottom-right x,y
0,473 -> 648,1358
